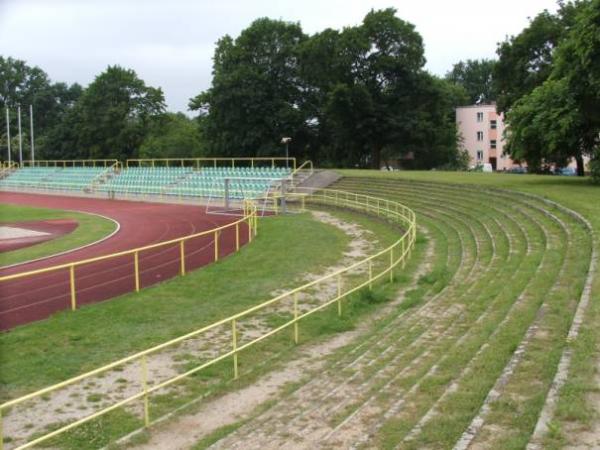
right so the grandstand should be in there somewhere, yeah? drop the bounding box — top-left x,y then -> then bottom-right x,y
0,166 -> 108,191
0,159 -> 297,200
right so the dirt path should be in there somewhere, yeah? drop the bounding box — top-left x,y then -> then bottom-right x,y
119,210 -> 413,450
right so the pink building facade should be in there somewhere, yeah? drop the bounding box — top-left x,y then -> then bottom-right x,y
456,103 -> 515,171
456,102 -> 589,172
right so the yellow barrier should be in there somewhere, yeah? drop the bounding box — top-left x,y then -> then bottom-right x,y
0,188 -> 416,450
0,201 -> 258,313
126,157 -> 296,170
21,159 -> 119,168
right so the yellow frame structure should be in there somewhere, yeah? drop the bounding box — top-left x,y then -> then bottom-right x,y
0,188 -> 416,450
125,157 -> 296,170
21,159 -> 119,168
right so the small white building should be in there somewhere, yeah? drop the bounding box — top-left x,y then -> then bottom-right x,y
455,102 -> 516,171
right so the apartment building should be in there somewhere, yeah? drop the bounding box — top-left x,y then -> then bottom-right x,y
456,102 -> 516,171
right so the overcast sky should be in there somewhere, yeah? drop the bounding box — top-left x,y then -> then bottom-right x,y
0,0 -> 560,113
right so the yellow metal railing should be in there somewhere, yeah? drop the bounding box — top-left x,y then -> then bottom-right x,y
0,188 -> 415,450
88,160 -> 121,191
126,157 -> 297,170
21,159 -> 119,168
0,201 -> 258,313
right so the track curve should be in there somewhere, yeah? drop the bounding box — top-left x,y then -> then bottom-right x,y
0,192 -> 249,330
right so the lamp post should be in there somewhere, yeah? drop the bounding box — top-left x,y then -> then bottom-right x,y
280,137 -> 291,169
5,106 -> 10,165
17,105 -> 22,167
30,104 -> 35,163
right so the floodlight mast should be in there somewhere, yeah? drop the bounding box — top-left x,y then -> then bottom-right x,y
17,105 -> 22,167
5,106 -> 10,165
30,104 -> 35,163
280,137 -> 291,169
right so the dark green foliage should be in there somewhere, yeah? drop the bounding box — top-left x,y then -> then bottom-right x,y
189,18 -> 308,158
139,113 -> 205,158
445,59 -> 496,104
502,0 -> 600,180
191,8 -> 466,169
0,56 -> 83,160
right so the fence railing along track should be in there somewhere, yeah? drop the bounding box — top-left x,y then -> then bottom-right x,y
0,188 -> 416,450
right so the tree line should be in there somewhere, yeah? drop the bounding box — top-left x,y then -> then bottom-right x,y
1,3 -> 598,181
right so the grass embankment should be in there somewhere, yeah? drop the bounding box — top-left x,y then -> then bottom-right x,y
0,213 -> 348,397
337,171 -> 599,448
0,203 -> 116,266
2,207 -> 416,450
195,175 -> 589,450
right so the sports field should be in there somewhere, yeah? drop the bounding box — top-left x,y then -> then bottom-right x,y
0,171 -> 598,450
0,203 -> 116,267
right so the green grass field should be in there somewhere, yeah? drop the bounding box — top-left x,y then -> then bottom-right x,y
0,204 -> 116,266
0,204 -> 410,449
1,171 -> 598,450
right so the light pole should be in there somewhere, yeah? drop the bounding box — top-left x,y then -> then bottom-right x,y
17,105 -> 23,167
280,137 -> 291,169
30,104 -> 35,163
5,106 -> 10,165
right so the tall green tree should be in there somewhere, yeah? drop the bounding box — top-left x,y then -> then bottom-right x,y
445,58 -> 496,104
190,19 -> 307,158
494,3 -> 581,114
74,65 -> 166,161
504,0 -> 599,179
0,56 -> 82,160
320,8 -> 428,168
139,113 -> 205,158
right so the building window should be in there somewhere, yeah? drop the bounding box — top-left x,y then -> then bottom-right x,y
477,150 -> 483,161
490,120 -> 497,129
477,112 -> 483,122
477,131 -> 484,141
490,139 -> 497,149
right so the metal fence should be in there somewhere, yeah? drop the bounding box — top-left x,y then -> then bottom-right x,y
0,188 -> 416,450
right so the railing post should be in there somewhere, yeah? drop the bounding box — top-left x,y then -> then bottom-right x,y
402,238 -> 407,269
235,223 -> 240,251
0,407 -> 4,450
248,216 -> 252,243
214,231 -> 219,262
232,319 -> 239,379
390,248 -> 394,282
69,264 -> 77,311
337,274 -> 342,316
180,240 -> 186,276
368,260 -> 373,290
134,251 -> 140,292
293,292 -> 299,344
141,355 -> 150,427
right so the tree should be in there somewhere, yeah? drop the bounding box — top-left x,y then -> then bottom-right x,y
504,0 -> 599,180
0,56 -> 83,160
505,78 -> 582,171
445,58 -> 496,104
139,113 -> 206,158
321,8 -> 428,168
190,19 -> 307,158
494,4 -> 581,114
74,66 -> 166,161
552,0 -> 600,179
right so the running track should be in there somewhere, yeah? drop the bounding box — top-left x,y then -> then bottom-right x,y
0,192 -> 249,331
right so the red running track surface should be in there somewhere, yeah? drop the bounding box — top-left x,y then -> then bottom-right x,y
0,192 -> 249,331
